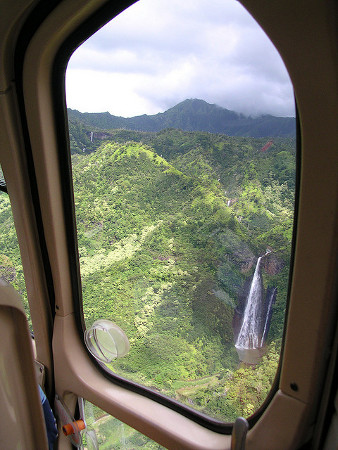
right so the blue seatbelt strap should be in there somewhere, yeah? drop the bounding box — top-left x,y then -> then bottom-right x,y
39,385 -> 58,449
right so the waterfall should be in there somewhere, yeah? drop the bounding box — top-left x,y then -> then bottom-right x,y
260,287 -> 277,347
90,131 -> 94,142
235,257 -> 263,350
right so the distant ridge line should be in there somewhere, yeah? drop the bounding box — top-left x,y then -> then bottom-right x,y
68,98 -> 296,138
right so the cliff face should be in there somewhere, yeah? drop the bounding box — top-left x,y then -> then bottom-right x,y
87,131 -> 113,140
262,252 -> 284,275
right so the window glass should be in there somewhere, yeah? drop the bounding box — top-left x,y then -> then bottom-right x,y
0,166 -> 30,326
67,0 -> 295,422
84,402 -> 165,449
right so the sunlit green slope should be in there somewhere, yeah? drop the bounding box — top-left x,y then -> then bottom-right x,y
71,131 -> 295,419
0,129 -> 295,421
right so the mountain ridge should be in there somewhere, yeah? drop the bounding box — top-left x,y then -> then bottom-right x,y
68,99 -> 295,138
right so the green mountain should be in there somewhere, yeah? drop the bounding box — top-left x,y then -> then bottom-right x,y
68,98 -> 295,139
71,129 -> 295,420
0,127 -> 295,422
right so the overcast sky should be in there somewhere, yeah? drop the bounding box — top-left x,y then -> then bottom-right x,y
66,0 -> 295,118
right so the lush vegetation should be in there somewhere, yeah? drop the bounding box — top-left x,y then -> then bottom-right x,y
0,125 -> 295,426
71,127 -> 295,421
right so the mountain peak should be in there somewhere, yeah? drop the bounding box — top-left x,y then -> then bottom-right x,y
67,99 -> 295,138
169,98 -> 233,114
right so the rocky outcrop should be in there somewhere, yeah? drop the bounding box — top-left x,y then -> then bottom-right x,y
86,131 -> 113,141
262,252 -> 284,275
217,229 -> 255,274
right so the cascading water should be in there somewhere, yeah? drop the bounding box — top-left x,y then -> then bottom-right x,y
234,250 -> 273,363
260,287 -> 277,347
235,257 -> 263,350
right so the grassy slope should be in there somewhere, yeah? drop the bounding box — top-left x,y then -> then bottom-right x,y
71,132 -> 295,420
0,128 -> 295,421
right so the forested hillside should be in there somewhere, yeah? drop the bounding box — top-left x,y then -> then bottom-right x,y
0,119 -> 295,422
70,128 -> 295,421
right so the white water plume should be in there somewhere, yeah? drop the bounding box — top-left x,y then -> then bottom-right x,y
235,250 -> 270,350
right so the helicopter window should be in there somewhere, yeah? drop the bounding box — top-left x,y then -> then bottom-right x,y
83,401 -> 165,449
66,0 -> 296,423
0,166 -> 31,328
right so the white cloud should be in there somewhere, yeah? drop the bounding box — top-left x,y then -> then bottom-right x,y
66,69 -> 159,117
66,0 -> 295,118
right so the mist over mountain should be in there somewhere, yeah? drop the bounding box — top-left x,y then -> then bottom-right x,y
68,99 -> 295,138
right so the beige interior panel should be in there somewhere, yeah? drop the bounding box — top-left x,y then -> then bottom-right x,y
246,390 -> 308,450
0,85 -> 54,391
0,280 -> 48,449
0,0 -> 38,89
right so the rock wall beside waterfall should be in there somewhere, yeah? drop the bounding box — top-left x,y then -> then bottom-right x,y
262,252 -> 284,275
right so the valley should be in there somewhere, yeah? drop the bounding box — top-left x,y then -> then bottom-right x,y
0,112 -> 295,422
70,124 -> 295,421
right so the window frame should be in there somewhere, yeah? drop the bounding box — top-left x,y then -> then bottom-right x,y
12,0 -> 338,448
52,0 -> 302,433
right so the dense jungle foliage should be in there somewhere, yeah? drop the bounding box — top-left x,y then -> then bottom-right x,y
0,126 -> 295,425
71,127 -> 295,421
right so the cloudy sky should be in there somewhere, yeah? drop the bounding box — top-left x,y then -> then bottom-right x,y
66,0 -> 295,118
